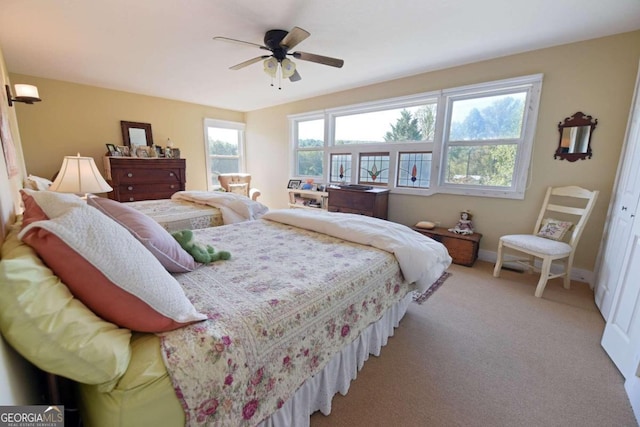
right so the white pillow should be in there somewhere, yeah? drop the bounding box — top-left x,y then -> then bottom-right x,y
23,175 -> 53,191
19,192 -> 207,332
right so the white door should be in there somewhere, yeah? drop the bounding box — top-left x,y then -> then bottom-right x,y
595,62 -> 640,319
601,212 -> 640,377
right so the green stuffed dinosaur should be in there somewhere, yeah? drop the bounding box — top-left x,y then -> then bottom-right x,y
171,229 -> 231,264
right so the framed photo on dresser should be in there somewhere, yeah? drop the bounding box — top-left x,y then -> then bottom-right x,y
106,143 -> 118,156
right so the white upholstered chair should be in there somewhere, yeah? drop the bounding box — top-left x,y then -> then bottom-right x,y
217,173 -> 261,201
493,186 -> 599,298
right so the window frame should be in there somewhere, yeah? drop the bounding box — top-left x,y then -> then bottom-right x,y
203,118 -> 246,191
289,111 -> 326,178
288,74 -> 543,199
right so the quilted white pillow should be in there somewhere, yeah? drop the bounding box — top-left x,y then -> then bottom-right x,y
537,218 -> 573,241
19,193 -> 207,332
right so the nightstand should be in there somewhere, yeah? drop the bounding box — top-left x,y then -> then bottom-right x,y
413,226 -> 482,266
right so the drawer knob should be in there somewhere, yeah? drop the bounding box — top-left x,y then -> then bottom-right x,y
127,173 -> 133,178
170,184 -> 175,189
129,197 -> 134,202
169,172 -> 174,177
127,186 -> 133,191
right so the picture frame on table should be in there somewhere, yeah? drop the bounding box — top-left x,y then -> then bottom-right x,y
135,145 -> 150,158
287,179 -> 301,189
105,143 -> 118,156
117,145 -> 130,157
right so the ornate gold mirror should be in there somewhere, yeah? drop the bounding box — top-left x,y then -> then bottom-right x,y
120,121 -> 153,147
554,112 -> 597,162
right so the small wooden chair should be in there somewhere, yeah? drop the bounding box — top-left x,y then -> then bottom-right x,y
493,186 -> 599,297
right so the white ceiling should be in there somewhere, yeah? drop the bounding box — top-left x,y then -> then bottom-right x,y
1,0 -> 640,112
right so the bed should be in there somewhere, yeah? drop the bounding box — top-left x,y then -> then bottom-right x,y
119,190 -> 269,232
0,187 -> 451,426
123,198 -> 224,232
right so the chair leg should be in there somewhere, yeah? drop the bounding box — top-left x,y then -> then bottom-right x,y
563,256 -> 574,290
493,240 -> 504,277
526,255 -> 535,274
534,258 -> 553,298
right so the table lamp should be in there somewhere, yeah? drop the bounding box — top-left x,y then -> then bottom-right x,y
49,154 -> 113,199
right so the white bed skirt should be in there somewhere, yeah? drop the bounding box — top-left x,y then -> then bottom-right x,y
258,292 -> 413,427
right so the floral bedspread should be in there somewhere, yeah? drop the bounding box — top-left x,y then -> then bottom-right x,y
159,219 -> 417,426
126,199 -> 223,232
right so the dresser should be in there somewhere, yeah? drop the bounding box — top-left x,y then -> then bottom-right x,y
327,187 -> 389,219
105,158 -> 186,202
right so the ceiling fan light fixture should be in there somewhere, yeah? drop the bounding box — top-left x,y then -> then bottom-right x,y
263,57 -> 278,77
281,58 -> 296,79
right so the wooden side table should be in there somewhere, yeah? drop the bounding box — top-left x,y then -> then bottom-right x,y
412,226 -> 482,267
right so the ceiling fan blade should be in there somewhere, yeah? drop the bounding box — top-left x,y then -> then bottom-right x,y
230,56 -> 271,70
289,69 -> 302,82
213,36 -> 270,51
292,51 -> 344,68
280,27 -> 310,50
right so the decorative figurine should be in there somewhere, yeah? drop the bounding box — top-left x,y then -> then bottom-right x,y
449,210 -> 474,235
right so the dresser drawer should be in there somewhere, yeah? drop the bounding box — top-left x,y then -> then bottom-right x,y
329,190 -> 375,211
113,168 -> 182,184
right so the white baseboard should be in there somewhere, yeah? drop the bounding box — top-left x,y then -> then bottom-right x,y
477,249 -> 595,288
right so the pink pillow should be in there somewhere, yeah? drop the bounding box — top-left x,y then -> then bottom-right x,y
87,197 -> 198,273
19,192 -> 206,332
21,190 -> 49,226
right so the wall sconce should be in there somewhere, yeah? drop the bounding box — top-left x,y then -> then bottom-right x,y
5,84 -> 42,107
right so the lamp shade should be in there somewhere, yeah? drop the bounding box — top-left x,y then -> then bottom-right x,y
281,59 -> 296,79
14,84 -> 40,99
263,57 -> 278,78
50,154 -> 113,194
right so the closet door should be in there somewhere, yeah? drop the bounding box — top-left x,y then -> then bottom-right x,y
595,62 -> 640,320
600,62 -> 640,376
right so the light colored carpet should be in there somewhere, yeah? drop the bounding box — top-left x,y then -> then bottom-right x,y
310,260 -> 637,427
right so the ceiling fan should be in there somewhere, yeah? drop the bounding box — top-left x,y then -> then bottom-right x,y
213,27 -> 344,87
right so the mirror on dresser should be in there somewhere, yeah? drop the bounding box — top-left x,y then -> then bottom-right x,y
120,121 -> 154,147
554,112 -> 597,162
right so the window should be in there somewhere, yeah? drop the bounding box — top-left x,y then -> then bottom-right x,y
289,74 -> 542,199
359,153 -> 390,185
440,88 -> 530,194
292,116 -> 324,177
329,153 -> 352,182
397,152 -> 432,189
203,119 -> 245,190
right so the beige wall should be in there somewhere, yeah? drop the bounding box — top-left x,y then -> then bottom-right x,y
10,31 -> 640,273
9,75 -> 244,190
0,47 -> 41,405
246,30 -> 640,273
